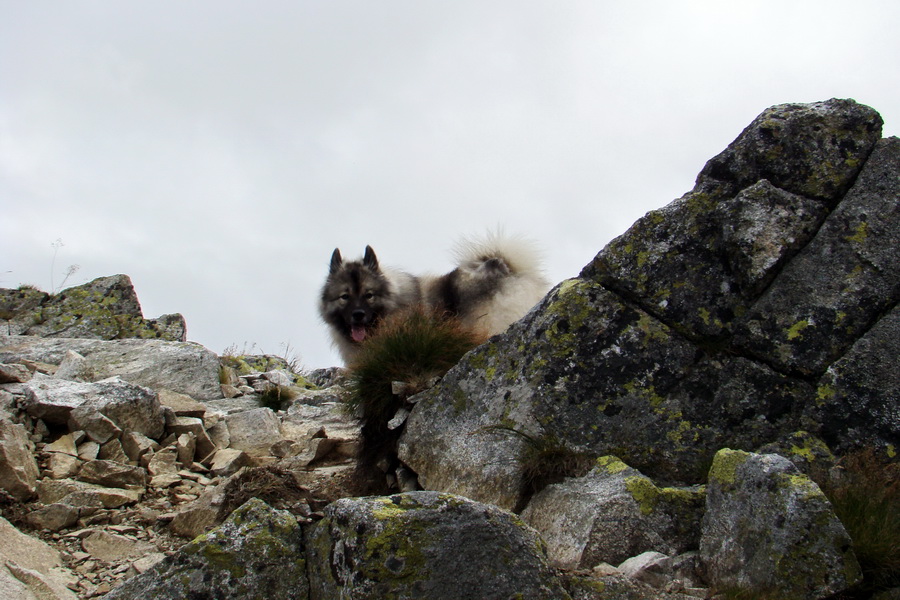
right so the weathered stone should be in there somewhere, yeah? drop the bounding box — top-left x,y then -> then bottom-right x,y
77,459 -> 146,489
1,275 -> 185,342
37,478 -> 142,509
0,362 -> 31,383
807,304 -> 900,455
45,433 -> 78,456
147,447 -> 179,478
156,388 -> 206,418
306,491 -> 569,600
1,336 -> 221,400
105,498 -> 308,600
700,449 -> 861,599
206,448 -> 251,478
399,280 -> 700,509
46,453 -> 81,479
224,407 -> 283,457
0,515 -> 78,599
53,350 -> 92,382
98,438 -> 129,463
120,432 -> 159,463
81,530 -> 155,563
696,98 -> 882,202
618,551 -> 673,588
68,407 -> 122,444
25,502 -> 81,531
166,416 -> 216,460
732,137 -> 900,376
23,374 -> 165,438
0,417 -> 39,500
521,456 -> 704,569
175,433 -> 195,467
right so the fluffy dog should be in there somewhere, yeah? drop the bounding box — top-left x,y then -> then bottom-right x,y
319,232 -> 549,364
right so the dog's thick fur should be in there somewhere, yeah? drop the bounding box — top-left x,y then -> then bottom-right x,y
319,232 -> 550,365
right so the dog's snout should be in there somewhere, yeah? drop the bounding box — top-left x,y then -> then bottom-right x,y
351,309 -> 367,324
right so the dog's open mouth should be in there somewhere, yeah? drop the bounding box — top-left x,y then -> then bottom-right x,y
351,324 -> 368,343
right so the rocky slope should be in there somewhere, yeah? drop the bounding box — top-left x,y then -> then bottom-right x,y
0,98 -> 896,600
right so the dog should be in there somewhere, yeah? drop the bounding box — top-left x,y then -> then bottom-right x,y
319,231 -> 550,365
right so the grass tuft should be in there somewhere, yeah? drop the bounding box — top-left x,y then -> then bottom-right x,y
347,307 -> 485,492
822,448 -> 900,594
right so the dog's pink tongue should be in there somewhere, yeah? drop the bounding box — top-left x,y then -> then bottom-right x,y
351,325 -> 367,343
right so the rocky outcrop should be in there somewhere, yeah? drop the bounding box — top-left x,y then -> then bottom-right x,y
399,99 -> 897,511
0,275 -> 186,341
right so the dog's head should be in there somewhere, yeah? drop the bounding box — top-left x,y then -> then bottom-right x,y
320,245 -> 390,345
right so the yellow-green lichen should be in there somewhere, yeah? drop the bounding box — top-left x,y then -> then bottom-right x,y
708,448 -> 750,486
596,455 -> 630,475
786,319 -> 810,340
845,221 -> 868,244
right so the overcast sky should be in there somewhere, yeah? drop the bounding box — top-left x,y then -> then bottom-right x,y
2,1 -> 898,369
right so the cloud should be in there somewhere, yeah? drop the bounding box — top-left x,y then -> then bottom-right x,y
2,1 -> 898,367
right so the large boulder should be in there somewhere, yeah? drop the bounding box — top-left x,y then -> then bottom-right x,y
699,449 -> 861,599
398,98 -> 897,510
22,374 -> 166,439
0,516 -> 78,600
103,498 -> 308,600
0,275 -> 185,341
521,456 -> 704,569
306,491 -> 570,600
1,336 -> 222,400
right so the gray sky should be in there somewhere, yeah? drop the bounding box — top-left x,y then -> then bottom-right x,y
2,1 -> 898,369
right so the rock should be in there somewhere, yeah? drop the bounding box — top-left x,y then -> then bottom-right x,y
25,502 -> 82,531
521,456 -> 704,569
618,551 -> 672,589
0,417 -> 40,500
156,389 -> 206,418
46,452 -> 81,479
175,433 -> 195,467
37,478 -> 142,509
0,362 -> 31,383
399,99 -> 897,509
306,491 -> 569,599
1,336 -> 222,400
77,459 -> 147,489
732,137 -> 900,376
0,515 -> 78,600
166,417 -> 216,460
104,498 -> 307,600
1,275 -> 185,341
81,530 -> 156,563
45,433 -> 78,456
808,303 -> 900,455
206,447 -> 251,478
223,407 -> 283,457
54,350 -> 92,382
23,374 -> 165,438
699,449 -> 861,599
696,98 -> 882,202
120,432 -> 159,463
68,407 -> 122,443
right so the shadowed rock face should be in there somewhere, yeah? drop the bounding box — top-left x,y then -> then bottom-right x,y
399,98 -> 898,510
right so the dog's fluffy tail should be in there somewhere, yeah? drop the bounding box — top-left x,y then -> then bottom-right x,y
451,229 -> 546,278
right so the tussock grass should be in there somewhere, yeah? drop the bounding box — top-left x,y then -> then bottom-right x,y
823,449 -> 900,594
347,307 -> 485,493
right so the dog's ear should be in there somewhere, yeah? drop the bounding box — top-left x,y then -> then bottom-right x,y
329,248 -> 343,274
363,245 -> 379,270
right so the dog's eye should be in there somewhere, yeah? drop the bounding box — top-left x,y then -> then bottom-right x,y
339,293 -> 350,301
363,292 -> 375,300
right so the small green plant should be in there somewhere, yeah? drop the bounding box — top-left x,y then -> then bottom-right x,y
347,307 -> 486,493
484,426 -> 594,503
822,449 -> 900,594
